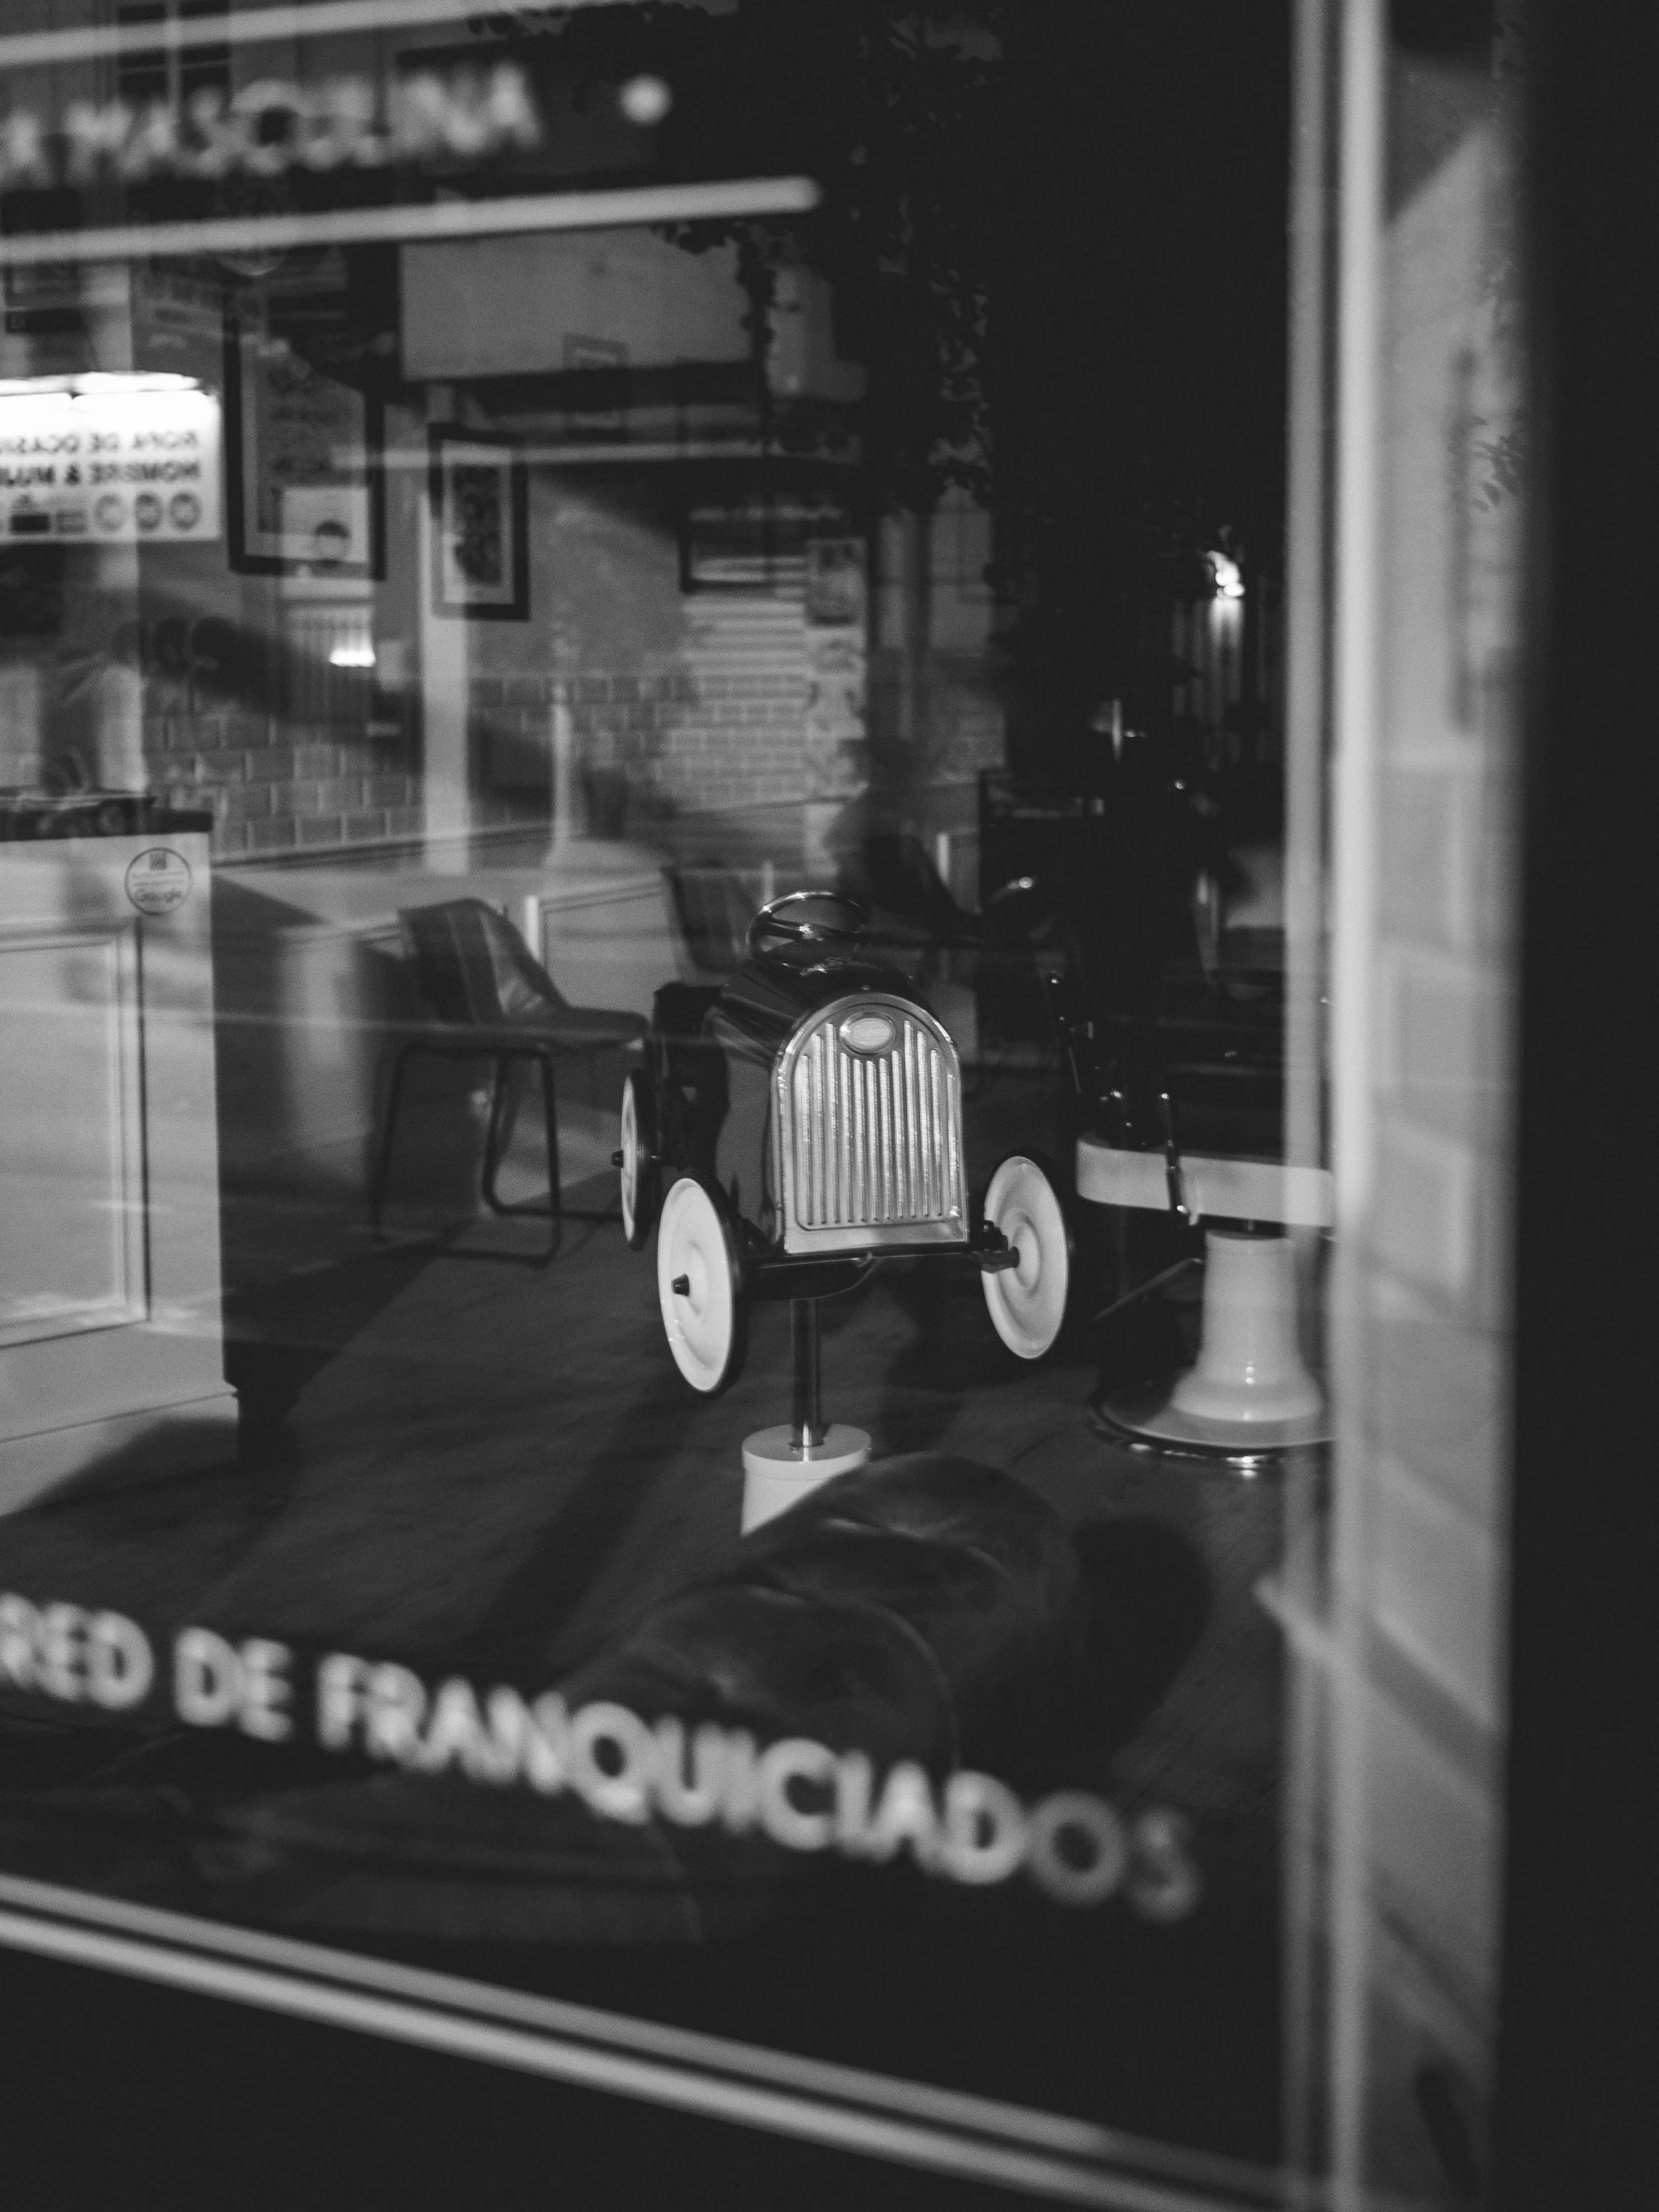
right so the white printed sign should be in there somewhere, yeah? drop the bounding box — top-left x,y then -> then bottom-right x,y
0,1592 -> 1205,1921
124,848 -> 193,916
0,379 -> 222,545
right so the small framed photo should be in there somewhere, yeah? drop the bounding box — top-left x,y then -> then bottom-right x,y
427,428 -> 529,621
224,312 -> 384,580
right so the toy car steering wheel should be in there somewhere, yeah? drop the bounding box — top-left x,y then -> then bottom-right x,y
746,889 -> 869,957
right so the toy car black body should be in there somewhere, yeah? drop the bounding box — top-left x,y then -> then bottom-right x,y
617,891 -> 1070,1394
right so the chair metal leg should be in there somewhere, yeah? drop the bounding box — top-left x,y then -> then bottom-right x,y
369,1043 -> 416,1232
482,1053 -> 546,1217
551,1047 -> 626,1226
378,1038 -> 621,1262
483,1046 -> 624,1231
474,1048 -> 561,1261
532,1050 -> 563,1266
542,1048 -> 563,1229
480,1054 -> 516,1212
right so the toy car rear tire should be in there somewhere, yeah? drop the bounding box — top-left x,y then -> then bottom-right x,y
618,1068 -> 658,1251
981,1152 -> 1072,1361
657,1175 -> 750,1396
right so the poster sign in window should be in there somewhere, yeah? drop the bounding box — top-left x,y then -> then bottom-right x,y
427,427 -> 528,621
0,377 -> 221,545
223,313 -> 383,578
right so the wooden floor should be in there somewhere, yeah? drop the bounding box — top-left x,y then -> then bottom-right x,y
0,1067 -> 1300,2164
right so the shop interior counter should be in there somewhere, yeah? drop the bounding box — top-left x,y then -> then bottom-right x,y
0,803 -> 237,1513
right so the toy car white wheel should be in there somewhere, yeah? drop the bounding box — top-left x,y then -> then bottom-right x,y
618,1069 -> 658,1251
981,1153 -> 1071,1361
657,1176 -> 749,1395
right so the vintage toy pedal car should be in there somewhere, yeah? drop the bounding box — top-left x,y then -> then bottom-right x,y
616,890 -> 1071,1395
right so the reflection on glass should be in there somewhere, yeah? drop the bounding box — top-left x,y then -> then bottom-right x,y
0,5 -> 1529,2205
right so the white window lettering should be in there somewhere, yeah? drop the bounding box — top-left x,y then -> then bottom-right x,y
1024,1792 -> 1129,1909
756,1737 -> 837,1852
1127,1807 -> 1203,1923
716,1728 -> 761,1835
173,1626 -> 243,1729
179,84 -> 253,178
413,1677 -> 487,1778
863,1760 -> 944,1872
833,1747 -> 877,1855
0,110 -> 55,190
61,99 -> 135,186
565,1700 -> 656,1824
315,1652 -> 369,1750
651,1716 -> 726,1827
238,1638 -> 293,1743
85,1612 -> 155,1712
363,1661 -> 429,1763
468,1685 -> 568,1794
120,99 -> 182,183
232,80 -> 306,178
0,1595 -> 42,1690
392,64 -> 539,163
297,76 -> 377,172
39,1603 -> 87,1703
482,61 -> 544,154
938,1769 -> 1030,1886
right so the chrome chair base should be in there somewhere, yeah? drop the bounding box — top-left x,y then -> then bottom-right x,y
1089,1387 -> 1331,1471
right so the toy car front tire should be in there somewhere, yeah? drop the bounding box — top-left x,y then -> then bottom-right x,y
981,1152 -> 1072,1361
656,1175 -> 749,1395
618,1068 -> 658,1251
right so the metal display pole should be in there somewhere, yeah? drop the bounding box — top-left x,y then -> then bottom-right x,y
790,1300 -> 827,1449
741,1299 -> 870,1534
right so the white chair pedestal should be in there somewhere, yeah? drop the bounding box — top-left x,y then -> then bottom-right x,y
1077,1138 -> 1334,1468
741,1423 -> 871,1532
741,1297 -> 871,1532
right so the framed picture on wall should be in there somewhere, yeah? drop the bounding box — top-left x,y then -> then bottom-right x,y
679,494 -> 854,596
427,428 -> 529,620
223,312 -> 384,579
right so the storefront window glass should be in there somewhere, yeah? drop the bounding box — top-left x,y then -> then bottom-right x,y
0,6 -> 1528,2204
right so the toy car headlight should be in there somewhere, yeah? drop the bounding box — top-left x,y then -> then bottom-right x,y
841,1011 -> 897,1054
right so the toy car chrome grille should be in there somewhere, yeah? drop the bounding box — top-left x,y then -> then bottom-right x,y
777,997 -> 966,1253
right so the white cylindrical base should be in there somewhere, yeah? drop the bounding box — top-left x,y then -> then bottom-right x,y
1168,1229 -> 1325,1426
741,1424 -> 871,1533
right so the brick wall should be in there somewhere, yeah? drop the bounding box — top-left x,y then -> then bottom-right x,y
655,594 -> 816,815
465,598 -> 832,828
142,707 -> 422,858
134,469 -> 996,859
460,473 -> 860,837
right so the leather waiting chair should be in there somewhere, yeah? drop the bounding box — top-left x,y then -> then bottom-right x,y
1045,880 -> 1331,1466
666,860 -> 760,981
370,898 -> 647,1262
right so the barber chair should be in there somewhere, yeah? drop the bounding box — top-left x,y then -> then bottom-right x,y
834,832 -> 977,950
833,831 -> 1000,1066
1048,909 -> 1331,1468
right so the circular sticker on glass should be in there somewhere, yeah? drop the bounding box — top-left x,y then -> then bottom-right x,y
125,847 -> 193,916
